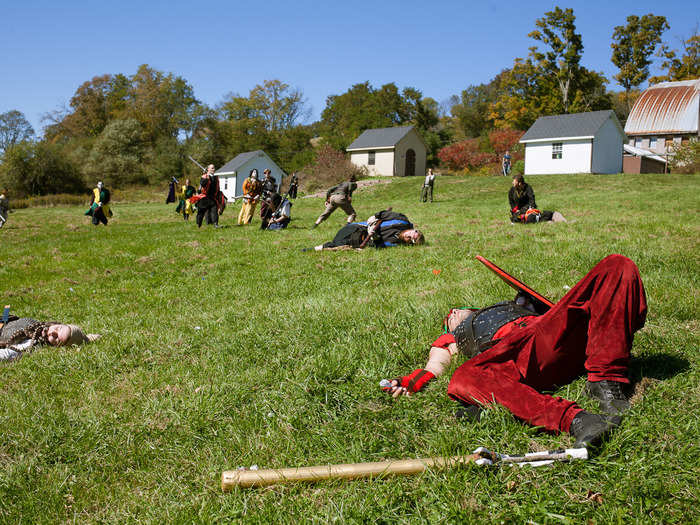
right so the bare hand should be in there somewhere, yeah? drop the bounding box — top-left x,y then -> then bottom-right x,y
385,379 -> 411,398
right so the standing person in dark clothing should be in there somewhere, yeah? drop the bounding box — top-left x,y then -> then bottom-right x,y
383,254 -> 647,449
508,175 -> 566,223
287,172 -> 299,199
166,177 -> 177,203
85,181 -> 112,226
312,175 -> 358,228
259,169 -> 278,224
192,164 -> 221,228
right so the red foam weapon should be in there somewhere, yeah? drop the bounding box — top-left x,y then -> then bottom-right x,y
475,255 -> 554,312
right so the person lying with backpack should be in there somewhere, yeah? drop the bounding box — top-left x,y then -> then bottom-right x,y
305,209 -> 424,251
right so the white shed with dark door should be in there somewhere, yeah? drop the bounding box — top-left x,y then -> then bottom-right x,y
214,150 -> 286,202
346,126 -> 427,177
520,110 -> 625,175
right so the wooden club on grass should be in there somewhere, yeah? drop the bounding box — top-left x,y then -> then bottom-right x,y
221,447 -> 587,490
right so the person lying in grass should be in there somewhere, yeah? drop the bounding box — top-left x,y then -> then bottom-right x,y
383,254 -> 646,449
308,209 -> 424,251
0,315 -> 100,362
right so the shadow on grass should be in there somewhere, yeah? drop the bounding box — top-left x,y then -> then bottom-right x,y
628,353 -> 690,383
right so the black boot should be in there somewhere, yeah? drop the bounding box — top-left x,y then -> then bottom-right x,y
570,411 -> 621,448
455,405 -> 482,422
586,380 -> 630,415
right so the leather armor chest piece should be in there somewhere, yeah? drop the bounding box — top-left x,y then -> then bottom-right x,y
0,317 -> 41,346
452,302 -> 538,358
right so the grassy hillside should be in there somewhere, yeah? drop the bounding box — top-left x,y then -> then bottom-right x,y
1,173 -> 698,523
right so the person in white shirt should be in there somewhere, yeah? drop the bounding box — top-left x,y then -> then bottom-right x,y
421,169 -> 436,202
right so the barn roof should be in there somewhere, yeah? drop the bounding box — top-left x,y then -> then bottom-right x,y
346,126 -> 416,151
520,110 -> 621,143
625,79 -> 700,135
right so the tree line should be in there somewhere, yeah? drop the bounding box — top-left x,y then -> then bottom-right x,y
1,8 -> 698,197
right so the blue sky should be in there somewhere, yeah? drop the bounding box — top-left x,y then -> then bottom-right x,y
1,1 -> 697,136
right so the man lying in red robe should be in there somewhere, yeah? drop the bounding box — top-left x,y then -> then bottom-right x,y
383,254 -> 648,448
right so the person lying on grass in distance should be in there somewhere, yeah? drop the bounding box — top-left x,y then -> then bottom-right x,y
306,209 -> 424,251
382,254 -> 646,449
1,313 -> 100,362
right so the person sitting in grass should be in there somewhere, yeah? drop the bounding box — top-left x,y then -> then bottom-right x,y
383,254 -> 646,449
509,174 -> 566,223
1,314 -> 100,362
308,209 -> 424,251
267,195 -> 292,230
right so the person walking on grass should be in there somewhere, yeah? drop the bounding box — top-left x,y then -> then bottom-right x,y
0,188 -> 10,228
421,168 -> 436,202
312,175 -> 357,228
502,150 -> 512,176
85,181 -> 112,226
383,254 -> 645,449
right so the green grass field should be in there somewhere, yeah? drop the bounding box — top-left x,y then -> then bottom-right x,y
1,173 -> 698,523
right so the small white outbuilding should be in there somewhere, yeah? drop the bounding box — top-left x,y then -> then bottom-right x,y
214,150 -> 286,202
519,110 -> 625,175
346,126 -> 427,177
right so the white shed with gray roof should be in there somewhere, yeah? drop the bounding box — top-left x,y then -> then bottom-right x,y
519,110 -> 624,175
346,126 -> 427,177
214,150 -> 286,202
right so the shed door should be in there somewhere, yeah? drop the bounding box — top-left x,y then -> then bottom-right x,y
405,149 -> 416,177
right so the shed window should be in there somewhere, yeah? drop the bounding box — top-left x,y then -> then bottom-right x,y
223,179 -> 228,190
552,143 -> 563,160
634,137 -> 642,148
649,137 -> 657,149
368,151 -> 376,165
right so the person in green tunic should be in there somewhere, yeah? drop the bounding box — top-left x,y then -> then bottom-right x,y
84,182 -> 112,226
175,178 -> 197,220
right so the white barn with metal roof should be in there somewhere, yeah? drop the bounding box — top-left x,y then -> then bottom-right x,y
346,126 -> 427,177
519,110 -> 625,175
624,79 -> 700,155
214,150 -> 286,202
